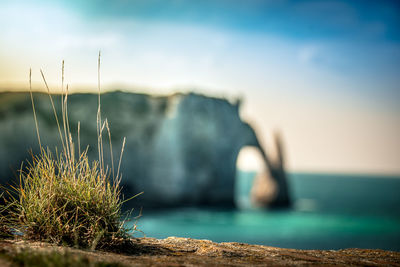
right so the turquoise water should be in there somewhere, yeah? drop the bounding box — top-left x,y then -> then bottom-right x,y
129,172 -> 400,251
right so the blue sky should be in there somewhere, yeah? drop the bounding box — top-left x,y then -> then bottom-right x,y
0,0 -> 399,173
77,0 -> 400,40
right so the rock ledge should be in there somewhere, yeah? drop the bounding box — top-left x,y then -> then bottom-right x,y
1,237 -> 399,266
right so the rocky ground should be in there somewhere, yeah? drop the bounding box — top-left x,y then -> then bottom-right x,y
1,237 -> 399,266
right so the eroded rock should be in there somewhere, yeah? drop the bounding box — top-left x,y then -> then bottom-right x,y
1,237 -> 399,266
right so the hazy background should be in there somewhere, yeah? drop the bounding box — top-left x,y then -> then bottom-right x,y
1,0 -> 399,175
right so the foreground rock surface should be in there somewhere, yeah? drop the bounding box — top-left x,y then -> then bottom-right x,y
1,237 -> 399,266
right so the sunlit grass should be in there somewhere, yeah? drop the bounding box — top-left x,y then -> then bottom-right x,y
14,148 -> 129,249
0,54 -> 140,249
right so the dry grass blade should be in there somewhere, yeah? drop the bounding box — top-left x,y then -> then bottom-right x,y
105,119 -> 115,180
29,68 -> 41,148
40,69 -> 66,154
78,121 -> 81,158
117,137 -> 126,181
97,51 -> 104,174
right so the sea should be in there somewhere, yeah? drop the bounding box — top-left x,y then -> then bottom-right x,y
129,172 -> 400,251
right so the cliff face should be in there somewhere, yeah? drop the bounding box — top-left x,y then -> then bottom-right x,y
0,91 -> 266,208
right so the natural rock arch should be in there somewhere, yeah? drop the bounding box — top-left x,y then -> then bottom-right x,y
0,91 -> 290,209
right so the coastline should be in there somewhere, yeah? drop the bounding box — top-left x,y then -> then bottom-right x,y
1,237 -> 399,266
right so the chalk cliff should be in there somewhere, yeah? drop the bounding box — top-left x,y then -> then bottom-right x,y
0,91 -> 290,208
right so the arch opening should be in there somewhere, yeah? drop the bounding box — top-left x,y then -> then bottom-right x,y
235,146 -> 277,209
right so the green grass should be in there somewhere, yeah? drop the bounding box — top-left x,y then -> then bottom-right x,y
0,249 -> 126,267
14,148 -> 128,248
1,55 -> 140,249
0,194 -> 13,239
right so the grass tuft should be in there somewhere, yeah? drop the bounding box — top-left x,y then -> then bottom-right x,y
14,148 -> 128,248
1,248 -> 126,267
1,54 -> 141,249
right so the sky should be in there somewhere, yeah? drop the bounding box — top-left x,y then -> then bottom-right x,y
0,0 -> 399,174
